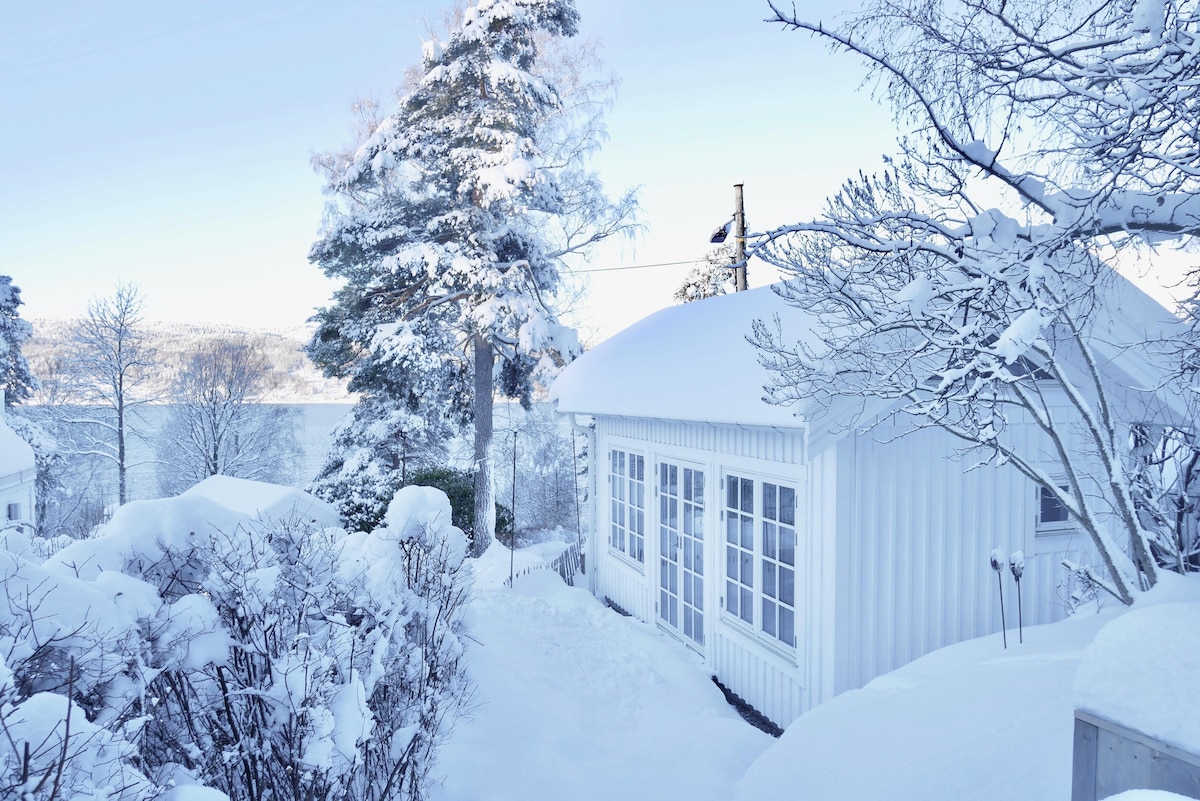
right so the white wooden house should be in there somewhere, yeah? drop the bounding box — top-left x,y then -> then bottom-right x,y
551,279 -> 1179,729
0,402 -> 36,533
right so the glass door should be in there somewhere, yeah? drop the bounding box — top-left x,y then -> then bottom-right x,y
658,461 -> 705,649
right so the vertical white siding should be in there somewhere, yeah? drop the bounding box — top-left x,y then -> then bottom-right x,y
596,556 -> 652,621
831,413 -> 1100,695
807,444 -> 841,708
603,417 -> 805,464
711,631 -> 805,725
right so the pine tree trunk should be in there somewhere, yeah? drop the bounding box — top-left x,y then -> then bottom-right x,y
472,334 -> 495,557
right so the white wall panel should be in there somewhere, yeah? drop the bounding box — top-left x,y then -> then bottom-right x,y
712,629 -> 805,728
603,417 -> 805,465
597,556 -> 651,621
832,412 -> 1102,694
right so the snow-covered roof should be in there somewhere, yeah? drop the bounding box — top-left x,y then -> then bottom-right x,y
1083,272 -> 1185,399
552,271 -> 1184,433
552,286 -> 809,429
0,416 -> 35,476
181,475 -> 342,528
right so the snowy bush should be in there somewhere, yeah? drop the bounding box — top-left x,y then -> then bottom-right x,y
311,395 -> 450,533
0,542 -> 165,800
0,481 -> 472,801
1059,561 -> 1105,615
140,489 -> 472,801
404,467 -> 513,551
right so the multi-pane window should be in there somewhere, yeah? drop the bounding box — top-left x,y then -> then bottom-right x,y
724,475 -> 755,625
724,473 -> 798,648
761,482 -> 796,647
610,450 -> 645,562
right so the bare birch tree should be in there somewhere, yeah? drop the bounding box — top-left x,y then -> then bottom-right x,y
58,283 -> 157,506
753,0 -> 1200,604
155,337 -> 302,495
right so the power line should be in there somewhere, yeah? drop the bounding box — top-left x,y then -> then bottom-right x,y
565,258 -> 706,274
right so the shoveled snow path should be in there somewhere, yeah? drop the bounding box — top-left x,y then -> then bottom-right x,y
430,545 -> 772,801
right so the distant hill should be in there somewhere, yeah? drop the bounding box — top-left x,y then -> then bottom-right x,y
27,318 -> 353,404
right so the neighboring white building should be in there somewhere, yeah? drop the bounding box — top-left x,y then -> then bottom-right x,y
0,402 -> 36,532
552,279 -> 1180,728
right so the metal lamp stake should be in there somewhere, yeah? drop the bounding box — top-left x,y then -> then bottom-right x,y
1010,551 -> 1024,644
508,429 -> 517,588
990,549 -> 1007,649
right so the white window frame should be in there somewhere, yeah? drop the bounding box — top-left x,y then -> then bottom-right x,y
760,481 -> 797,648
722,471 -> 799,650
1035,480 -> 1074,536
723,473 -> 755,627
608,449 -> 646,564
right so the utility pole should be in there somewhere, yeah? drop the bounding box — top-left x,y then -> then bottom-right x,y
733,183 -> 747,291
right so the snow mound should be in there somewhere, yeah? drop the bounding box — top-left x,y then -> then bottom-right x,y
1074,600 -> 1200,755
183,474 -> 342,527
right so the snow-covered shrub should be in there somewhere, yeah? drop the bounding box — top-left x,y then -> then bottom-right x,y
1059,561 -> 1105,615
0,540 -> 168,801
142,487 -> 472,801
1,479 -> 471,801
0,679 -> 159,801
405,467 -> 512,551
311,395 -> 449,533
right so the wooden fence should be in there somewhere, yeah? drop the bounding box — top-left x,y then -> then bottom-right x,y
505,540 -> 583,588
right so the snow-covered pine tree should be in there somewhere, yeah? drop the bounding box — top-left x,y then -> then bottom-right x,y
311,392 -> 452,532
310,0 -> 633,554
0,274 -> 35,406
674,245 -> 735,304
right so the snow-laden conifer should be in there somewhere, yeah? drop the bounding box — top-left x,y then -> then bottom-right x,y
674,246 -> 735,304
0,274 -> 35,406
309,0 -> 635,553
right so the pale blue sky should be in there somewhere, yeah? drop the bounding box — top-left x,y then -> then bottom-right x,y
1,1 -> 896,338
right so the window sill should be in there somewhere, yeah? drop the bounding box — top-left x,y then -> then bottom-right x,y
606,548 -> 646,573
1032,526 -> 1088,556
717,611 -> 799,668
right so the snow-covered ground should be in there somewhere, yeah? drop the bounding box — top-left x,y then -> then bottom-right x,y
431,543 -> 772,801
435,545 -> 1200,801
6,478 -> 1194,801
